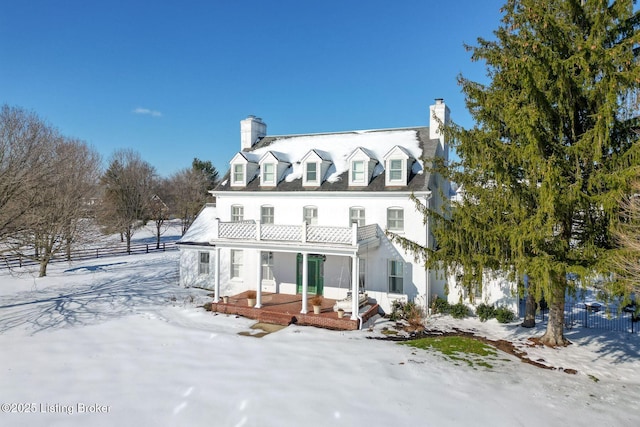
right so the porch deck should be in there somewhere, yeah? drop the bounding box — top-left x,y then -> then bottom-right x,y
209,291 -> 380,331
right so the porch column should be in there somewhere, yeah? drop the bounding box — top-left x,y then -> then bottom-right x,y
351,254 -> 359,320
300,252 -> 309,314
255,250 -> 262,308
213,247 -> 221,303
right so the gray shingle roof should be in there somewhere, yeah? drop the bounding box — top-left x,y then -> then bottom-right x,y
216,127 -> 440,193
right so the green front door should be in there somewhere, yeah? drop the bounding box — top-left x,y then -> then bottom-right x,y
296,253 -> 324,295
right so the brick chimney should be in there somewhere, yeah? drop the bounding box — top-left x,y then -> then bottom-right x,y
240,115 -> 267,150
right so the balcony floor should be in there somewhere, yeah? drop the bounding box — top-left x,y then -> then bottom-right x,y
209,291 -> 379,331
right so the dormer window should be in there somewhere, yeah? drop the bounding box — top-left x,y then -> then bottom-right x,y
383,146 -> 412,186
258,151 -> 289,188
388,159 -> 404,182
346,147 -> 376,187
306,162 -> 318,183
301,150 -> 330,187
351,161 -> 365,183
232,164 -> 245,185
230,152 -> 259,188
262,163 -> 275,185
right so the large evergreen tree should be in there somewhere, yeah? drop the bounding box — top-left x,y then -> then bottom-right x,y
398,0 -> 640,346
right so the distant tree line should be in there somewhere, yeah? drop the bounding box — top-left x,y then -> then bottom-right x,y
0,104 -> 218,277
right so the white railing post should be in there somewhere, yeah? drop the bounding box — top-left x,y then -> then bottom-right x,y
256,220 -> 261,241
352,223 -> 358,246
301,252 -> 308,314
302,222 -> 307,243
351,255 -> 359,320
214,247 -> 221,303
255,249 -> 262,308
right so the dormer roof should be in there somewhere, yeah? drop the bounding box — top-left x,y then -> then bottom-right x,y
230,151 -> 258,164
217,127 -> 441,193
383,145 -> 413,160
259,150 -> 290,165
300,149 -> 332,163
347,146 -> 377,162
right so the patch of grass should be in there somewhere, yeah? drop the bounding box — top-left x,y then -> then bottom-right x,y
588,374 -> 600,383
401,335 -> 502,370
404,336 -> 497,357
381,328 -> 398,336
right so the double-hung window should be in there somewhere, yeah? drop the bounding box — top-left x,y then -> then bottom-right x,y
262,163 -> 275,184
303,206 -> 318,225
349,207 -> 365,227
261,252 -> 274,281
359,258 -> 366,291
351,160 -> 365,183
198,252 -> 210,275
388,260 -> 403,293
231,250 -> 243,279
306,162 -> 318,183
387,208 -> 404,231
261,206 -> 274,224
389,159 -> 403,182
232,164 -> 244,184
231,205 -> 244,222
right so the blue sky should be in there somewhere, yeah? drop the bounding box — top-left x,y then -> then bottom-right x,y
0,0 -> 505,177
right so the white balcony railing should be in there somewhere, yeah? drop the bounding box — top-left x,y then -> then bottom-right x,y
214,220 -> 380,246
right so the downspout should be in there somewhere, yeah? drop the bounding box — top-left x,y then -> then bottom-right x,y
356,257 -> 364,330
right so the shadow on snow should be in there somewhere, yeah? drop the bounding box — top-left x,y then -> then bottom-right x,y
0,256 -> 188,334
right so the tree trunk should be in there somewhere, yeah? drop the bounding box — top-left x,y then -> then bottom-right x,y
65,237 -> 72,261
539,281 -> 569,346
156,221 -> 161,250
39,258 -> 48,277
126,227 -> 132,253
521,293 -> 536,328
64,221 -> 72,261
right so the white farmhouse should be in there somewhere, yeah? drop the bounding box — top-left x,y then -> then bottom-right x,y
178,99 -> 451,320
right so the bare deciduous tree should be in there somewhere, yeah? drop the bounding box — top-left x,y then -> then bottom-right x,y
14,138 -> 102,276
167,168 -> 210,235
98,149 -> 156,252
0,105 -> 58,246
167,158 -> 218,235
613,182 -> 640,298
148,188 -> 170,250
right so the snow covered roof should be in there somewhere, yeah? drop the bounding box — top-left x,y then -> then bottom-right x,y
177,204 -> 218,245
216,127 -> 441,192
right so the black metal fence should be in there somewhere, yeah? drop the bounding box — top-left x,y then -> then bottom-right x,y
535,302 -> 639,334
0,242 -> 177,270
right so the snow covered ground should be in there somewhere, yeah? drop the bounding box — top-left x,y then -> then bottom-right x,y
0,225 -> 638,427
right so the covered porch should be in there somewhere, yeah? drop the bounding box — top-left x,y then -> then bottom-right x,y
209,291 -> 380,331
209,220 -> 383,321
